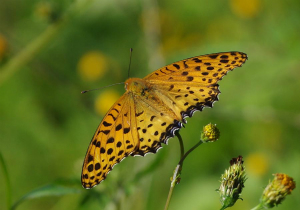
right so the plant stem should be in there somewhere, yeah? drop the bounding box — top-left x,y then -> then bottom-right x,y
176,131 -> 185,160
250,204 -> 264,210
0,20 -> 65,84
0,151 -> 12,210
164,133 -> 204,210
164,132 -> 184,210
178,140 -> 203,165
164,164 -> 181,210
0,0 -> 95,85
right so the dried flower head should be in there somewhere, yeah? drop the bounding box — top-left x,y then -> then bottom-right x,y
218,156 -> 247,209
260,173 -> 296,208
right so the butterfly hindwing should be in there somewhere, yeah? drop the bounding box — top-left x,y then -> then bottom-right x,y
130,91 -> 183,156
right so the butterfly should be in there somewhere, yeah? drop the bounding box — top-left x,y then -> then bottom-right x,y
81,51 -> 247,188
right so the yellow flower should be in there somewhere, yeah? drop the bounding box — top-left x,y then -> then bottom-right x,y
78,51 -> 108,82
230,0 -> 261,19
95,90 -> 120,116
201,123 -> 220,142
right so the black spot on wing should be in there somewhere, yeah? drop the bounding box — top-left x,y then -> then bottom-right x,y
136,111 -> 144,117
107,137 -> 114,143
124,127 -> 130,134
192,58 -> 202,63
108,113 -> 116,121
183,61 -> 189,68
182,71 -> 188,76
87,155 -> 94,163
220,55 -> 229,59
187,76 -> 194,81
95,163 -> 100,170
169,84 -> 174,91
195,66 -> 201,71
100,130 -> 110,135
209,54 -> 218,59
103,121 -> 112,127
173,63 -> 180,69
115,124 -> 122,131
220,60 -> 229,63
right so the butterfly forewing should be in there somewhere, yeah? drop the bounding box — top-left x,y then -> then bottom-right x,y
82,94 -> 139,188
144,52 -> 247,119
144,52 -> 247,82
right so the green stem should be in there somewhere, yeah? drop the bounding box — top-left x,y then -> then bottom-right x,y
164,132 -> 184,210
250,204 -> 265,210
176,131 -> 185,160
0,20 -> 65,84
164,164 -> 181,210
178,140 -> 203,165
0,0 -> 95,85
164,133 -> 204,210
0,151 -> 12,210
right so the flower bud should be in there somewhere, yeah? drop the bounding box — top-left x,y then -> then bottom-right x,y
260,173 -> 296,208
201,123 -> 220,142
218,156 -> 246,209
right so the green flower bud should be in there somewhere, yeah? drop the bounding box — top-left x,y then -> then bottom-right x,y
218,156 -> 247,209
260,173 -> 296,208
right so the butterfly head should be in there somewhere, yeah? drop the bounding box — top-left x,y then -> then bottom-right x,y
125,78 -> 150,95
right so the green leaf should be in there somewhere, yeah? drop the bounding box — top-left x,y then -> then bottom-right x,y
11,184 -> 81,210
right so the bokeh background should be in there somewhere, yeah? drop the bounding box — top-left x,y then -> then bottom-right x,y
0,0 -> 299,209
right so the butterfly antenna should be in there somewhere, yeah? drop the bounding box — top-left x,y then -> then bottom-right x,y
128,48 -> 133,78
81,82 -> 124,94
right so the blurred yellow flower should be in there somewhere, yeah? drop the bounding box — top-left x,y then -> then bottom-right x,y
78,51 -> 108,82
246,153 -> 269,176
95,90 -> 121,116
0,34 -> 8,61
230,0 -> 261,19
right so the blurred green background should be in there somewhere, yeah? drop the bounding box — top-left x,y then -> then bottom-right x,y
0,0 -> 299,209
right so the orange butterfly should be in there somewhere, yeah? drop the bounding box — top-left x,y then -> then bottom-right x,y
82,51 -> 247,188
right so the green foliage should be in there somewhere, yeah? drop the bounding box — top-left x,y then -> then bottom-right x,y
11,184 -> 81,210
0,0 -> 299,209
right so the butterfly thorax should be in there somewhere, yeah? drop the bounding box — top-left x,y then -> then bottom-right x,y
125,77 -> 182,121
125,78 -> 152,97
